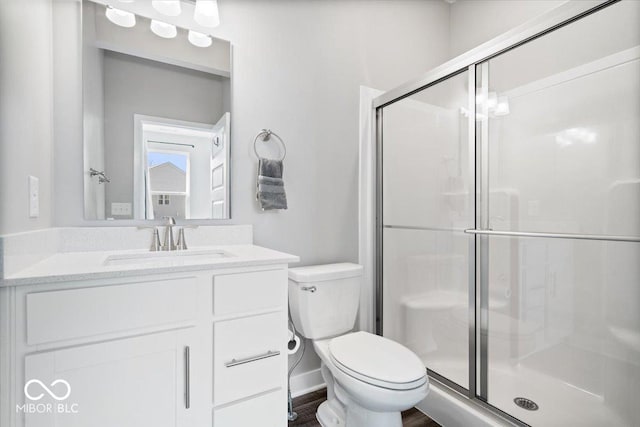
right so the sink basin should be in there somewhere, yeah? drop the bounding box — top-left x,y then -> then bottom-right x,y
103,249 -> 232,267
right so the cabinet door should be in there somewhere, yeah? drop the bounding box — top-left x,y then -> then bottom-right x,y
22,329 -> 197,427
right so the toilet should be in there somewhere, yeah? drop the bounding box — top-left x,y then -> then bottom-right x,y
288,263 -> 429,427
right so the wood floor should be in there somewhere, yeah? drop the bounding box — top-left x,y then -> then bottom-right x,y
288,388 -> 440,427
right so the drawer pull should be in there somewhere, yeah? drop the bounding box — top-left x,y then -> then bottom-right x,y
225,350 -> 280,368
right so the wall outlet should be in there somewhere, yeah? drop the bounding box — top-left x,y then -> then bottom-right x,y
28,176 -> 39,218
111,202 -> 132,216
527,200 -> 540,217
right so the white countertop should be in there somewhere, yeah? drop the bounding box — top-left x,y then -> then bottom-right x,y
0,244 -> 299,286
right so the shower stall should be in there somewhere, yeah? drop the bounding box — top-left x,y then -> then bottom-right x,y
373,1 -> 640,425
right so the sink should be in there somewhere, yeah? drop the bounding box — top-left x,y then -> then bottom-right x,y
103,249 -> 232,267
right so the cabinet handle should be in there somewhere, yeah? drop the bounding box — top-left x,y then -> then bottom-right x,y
185,346 -> 190,409
225,350 -> 281,368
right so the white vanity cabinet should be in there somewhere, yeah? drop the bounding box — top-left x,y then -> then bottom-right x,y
212,270 -> 288,425
0,265 -> 290,427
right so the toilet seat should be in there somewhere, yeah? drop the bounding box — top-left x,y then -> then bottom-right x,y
328,332 -> 427,391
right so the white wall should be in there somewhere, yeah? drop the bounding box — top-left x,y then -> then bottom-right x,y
0,0 -> 54,235
448,0 -> 567,58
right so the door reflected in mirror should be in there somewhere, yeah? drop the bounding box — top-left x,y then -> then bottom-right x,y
136,114 -> 230,220
82,0 -> 231,220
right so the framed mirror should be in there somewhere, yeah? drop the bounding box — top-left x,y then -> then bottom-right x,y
82,0 -> 231,220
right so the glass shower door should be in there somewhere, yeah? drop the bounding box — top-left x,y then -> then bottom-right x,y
381,70 -> 474,390
477,1 -> 640,425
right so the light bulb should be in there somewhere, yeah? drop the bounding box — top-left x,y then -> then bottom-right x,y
150,20 -> 177,38
188,30 -> 212,48
105,6 -> 136,28
494,96 -> 510,116
194,0 -> 220,28
152,1 -> 182,17
486,92 -> 498,109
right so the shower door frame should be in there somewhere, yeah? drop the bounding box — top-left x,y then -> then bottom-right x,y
373,1 -> 625,425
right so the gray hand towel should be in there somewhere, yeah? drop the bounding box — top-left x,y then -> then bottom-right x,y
257,158 -> 288,210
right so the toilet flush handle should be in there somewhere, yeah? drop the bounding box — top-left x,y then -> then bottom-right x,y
301,286 -> 317,293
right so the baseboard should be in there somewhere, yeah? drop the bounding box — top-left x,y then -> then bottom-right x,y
290,368 -> 325,398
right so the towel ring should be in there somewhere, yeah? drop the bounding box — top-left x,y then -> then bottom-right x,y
253,129 -> 286,161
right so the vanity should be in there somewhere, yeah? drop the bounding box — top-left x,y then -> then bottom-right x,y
0,226 -> 299,427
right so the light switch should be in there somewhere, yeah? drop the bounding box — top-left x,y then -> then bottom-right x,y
29,176 -> 39,218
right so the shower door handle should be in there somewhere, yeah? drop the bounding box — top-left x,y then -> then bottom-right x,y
464,228 -> 640,242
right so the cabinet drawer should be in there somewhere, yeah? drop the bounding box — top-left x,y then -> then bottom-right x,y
26,277 -> 197,345
213,269 -> 286,316
213,389 -> 285,427
213,312 -> 286,406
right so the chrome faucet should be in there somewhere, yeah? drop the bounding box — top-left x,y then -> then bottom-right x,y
176,228 -> 188,250
162,216 -> 177,251
150,228 -> 162,251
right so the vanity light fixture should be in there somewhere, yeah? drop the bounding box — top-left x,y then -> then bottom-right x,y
152,1 -> 182,17
188,30 -> 212,48
194,0 -> 220,28
150,20 -> 178,38
105,6 -> 136,28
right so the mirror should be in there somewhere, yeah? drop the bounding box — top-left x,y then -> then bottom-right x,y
82,0 -> 231,220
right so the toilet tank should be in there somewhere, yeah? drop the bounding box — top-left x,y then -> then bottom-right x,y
288,263 -> 363,340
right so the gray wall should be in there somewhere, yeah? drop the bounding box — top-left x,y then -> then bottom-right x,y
102,51 -> 229,216
448,0 -> 566,57
83,0 -> 105,220
0,0 -> 54,235
207,0 -> 452,264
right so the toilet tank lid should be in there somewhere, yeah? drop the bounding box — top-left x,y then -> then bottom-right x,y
288,263 -> 363,283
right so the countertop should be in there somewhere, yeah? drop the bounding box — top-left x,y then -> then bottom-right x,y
0,244 -> 299,286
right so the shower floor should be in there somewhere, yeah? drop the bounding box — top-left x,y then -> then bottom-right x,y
426,356 -> 629,427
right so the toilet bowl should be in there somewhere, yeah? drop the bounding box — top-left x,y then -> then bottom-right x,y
288,263 -> 429,427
